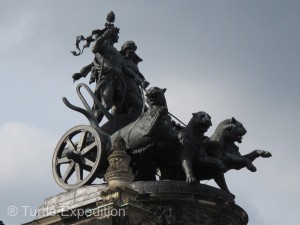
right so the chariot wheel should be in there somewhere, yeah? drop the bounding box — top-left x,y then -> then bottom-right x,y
52,125 -> 102,190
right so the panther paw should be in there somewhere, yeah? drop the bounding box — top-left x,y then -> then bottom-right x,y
257,150 -> 272,158
247,164 -> 257,172
262,151 -> 272,158
186,177 -> 197,184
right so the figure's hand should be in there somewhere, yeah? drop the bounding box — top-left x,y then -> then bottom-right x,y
141,80 -> 150,89
72,73 -> 82,83
89,77 -> 95,84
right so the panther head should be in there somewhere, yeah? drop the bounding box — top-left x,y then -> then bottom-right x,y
188,111 -> 212,133
211,117 -> 247,143
145,87 -> 167,107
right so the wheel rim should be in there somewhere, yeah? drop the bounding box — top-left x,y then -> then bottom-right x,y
52,125 -> 101,190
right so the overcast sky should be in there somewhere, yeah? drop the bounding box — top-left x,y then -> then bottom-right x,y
0,1 -> 299,225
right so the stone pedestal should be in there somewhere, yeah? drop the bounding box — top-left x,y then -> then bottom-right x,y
23,181 -> 248,225
132,181 -> 248,225
25,138 -> 247,224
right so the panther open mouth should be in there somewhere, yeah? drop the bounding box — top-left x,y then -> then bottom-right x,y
235,130 -> 246,143
199,123 -> 211,132
236,135 -> 243,143
148,93 -> 159,104
146,87 -> 167,107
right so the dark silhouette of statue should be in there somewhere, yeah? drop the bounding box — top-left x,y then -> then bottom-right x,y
71,12 -> 149,123
54,12 -> 272,198
120,40 -> 149,116
90,26 -> 130,123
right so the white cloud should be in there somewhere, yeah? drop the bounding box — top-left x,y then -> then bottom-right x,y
0,122 -> 62,224
0,122 -> 57,182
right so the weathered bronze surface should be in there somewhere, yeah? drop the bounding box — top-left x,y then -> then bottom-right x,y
52,11 -> 271,196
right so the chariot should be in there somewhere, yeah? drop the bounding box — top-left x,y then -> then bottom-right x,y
52,83 -> 137,190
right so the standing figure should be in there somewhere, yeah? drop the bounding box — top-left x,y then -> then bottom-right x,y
120,41 -> 149,116
71,12 -> 149,124
90,27 -> 125,123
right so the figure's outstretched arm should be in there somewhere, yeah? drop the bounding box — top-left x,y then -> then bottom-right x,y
122,63 -> 150,89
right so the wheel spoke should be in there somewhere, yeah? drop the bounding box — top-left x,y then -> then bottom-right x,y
62,163 -> 75,182
77,131 -> 88,152
66,138 -> 76,151
75,164 -> 83,182
81,142 -> 97,155
57,157 -> 71,165
82,158 -> 95,168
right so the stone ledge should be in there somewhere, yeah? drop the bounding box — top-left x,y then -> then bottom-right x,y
131,180 -> 235,203
36,184 -> 107,219
36,181 -> 241,222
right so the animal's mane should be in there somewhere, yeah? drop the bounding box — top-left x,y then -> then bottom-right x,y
210,119 -> 232,142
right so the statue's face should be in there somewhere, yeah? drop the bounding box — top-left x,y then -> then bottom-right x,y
125,47 -> 135,58
145,87 -> 167,107
191,112 -> 212,133
165,208 -> 175,224
224,118 -> 247,143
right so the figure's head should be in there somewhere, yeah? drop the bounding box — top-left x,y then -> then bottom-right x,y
213,117 -> 247,143
121,40 -> 137,57
188,111 -> 212,133
145,87 -> 167,107
120,40 -> 142,64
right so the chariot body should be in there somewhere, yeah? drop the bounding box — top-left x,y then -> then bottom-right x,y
52,83 -> 177,190
52,83 -> 144,190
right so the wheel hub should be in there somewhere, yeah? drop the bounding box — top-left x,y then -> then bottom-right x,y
66,151 -> 82,163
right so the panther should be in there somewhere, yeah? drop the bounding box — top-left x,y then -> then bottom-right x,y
207,117 -> 272,195
178,111 -> 227,183
111,87 -> 178,181
209,117 -> 272,172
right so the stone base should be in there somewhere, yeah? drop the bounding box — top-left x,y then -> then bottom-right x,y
23,181 -> 248,225
132,181 -> 248,225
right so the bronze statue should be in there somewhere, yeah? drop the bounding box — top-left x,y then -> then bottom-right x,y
71,12 -> 149,123
52,12 -> 271,198
120,40 -> 149,116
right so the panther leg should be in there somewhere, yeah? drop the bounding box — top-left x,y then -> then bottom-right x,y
214,172 -> 235,199
244,158 -> 257,172
181,159 -> 197,183
243,150 -> 272,162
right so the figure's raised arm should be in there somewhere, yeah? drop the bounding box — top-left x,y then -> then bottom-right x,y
92,29 -> 113,53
